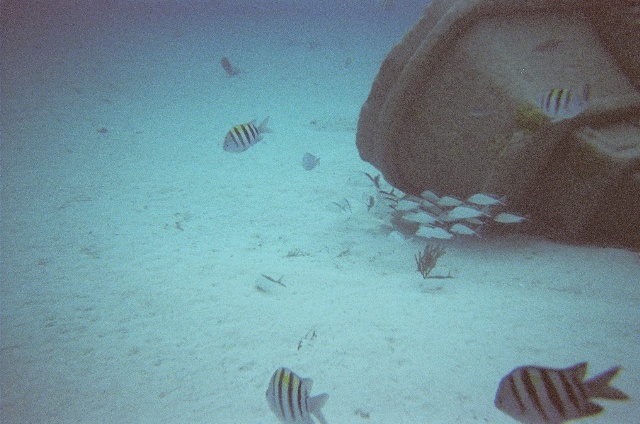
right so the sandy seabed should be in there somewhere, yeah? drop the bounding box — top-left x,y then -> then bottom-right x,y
1,2 -> 639,423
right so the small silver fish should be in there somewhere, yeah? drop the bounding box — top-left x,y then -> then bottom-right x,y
436,196 -> 464,208
449,223 -> 480,237
495,362 -> 628,424
493,212 -> 527,224
266,367 -> 328,424
420,190 -> 441,204
302,153 -> 320,170
440,205 -> 487,222
223,117 -> 271,152
401,210 -> 440,225
416,225 -> 453,239
394,198 -> 419,211
536,85 -> 590,122
390,213 -> 420,236
466,193 -> 505,206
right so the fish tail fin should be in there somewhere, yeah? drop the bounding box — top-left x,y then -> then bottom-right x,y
480,204 -> 496,216
309,393 -> 329,424
258,116 -> 272,133
584,366 -> 629,401
570,84 -> 590,115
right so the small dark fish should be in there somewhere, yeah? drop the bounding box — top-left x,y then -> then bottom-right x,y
261,274 -> 285,287
367,195 -> 375,211
378,188 -> 397,199
495,362 -> 628,424
332,198 -> 351,213
362,172 -> 381,189
390,213 -> 420,236
302,153 -> 320,170
220,56 -> 241,76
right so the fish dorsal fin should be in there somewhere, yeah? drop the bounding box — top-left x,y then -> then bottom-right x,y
309,393 -> 329,424
258,116 -> 272,133
583,401 -> 604,416
301,377 -> 313,392
568,362 -> 588,381
584,366 -> 629,400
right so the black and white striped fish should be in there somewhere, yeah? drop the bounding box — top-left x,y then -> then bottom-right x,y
495,362 -> 628,424
265,367 -> 329,424
536,85 -> 590,122
222,116 -> 271,152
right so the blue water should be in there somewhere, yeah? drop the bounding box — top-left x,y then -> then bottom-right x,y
1,1 -> 638,423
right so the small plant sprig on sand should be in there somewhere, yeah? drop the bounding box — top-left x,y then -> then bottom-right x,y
415,243 -> 446,279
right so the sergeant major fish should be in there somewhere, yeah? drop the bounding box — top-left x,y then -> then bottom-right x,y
223,116 -> 271,152
536,85 -> 590,121
495,362 -> 628,424
266,367 -> 329,424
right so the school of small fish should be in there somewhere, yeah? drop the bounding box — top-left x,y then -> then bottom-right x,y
236,127 -> 630,424
261,173 -> 631,424
218,12 -> 627,423
365,173 -> 527,240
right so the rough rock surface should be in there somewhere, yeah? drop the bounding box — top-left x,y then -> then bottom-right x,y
356,0 -> 640,248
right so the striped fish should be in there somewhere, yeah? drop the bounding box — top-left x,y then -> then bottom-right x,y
495,362 -> 628,424
266,367 -> 329,424
222,116 -> 271,152
536,85 -> 590,121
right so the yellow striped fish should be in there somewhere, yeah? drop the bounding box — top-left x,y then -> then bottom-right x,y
495,362 -> 628,424
222,116 -> 271,152
265,367 -> 329,424
536,85 -> 590,122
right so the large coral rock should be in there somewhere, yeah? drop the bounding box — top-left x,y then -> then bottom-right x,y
356,0 -> 640,248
